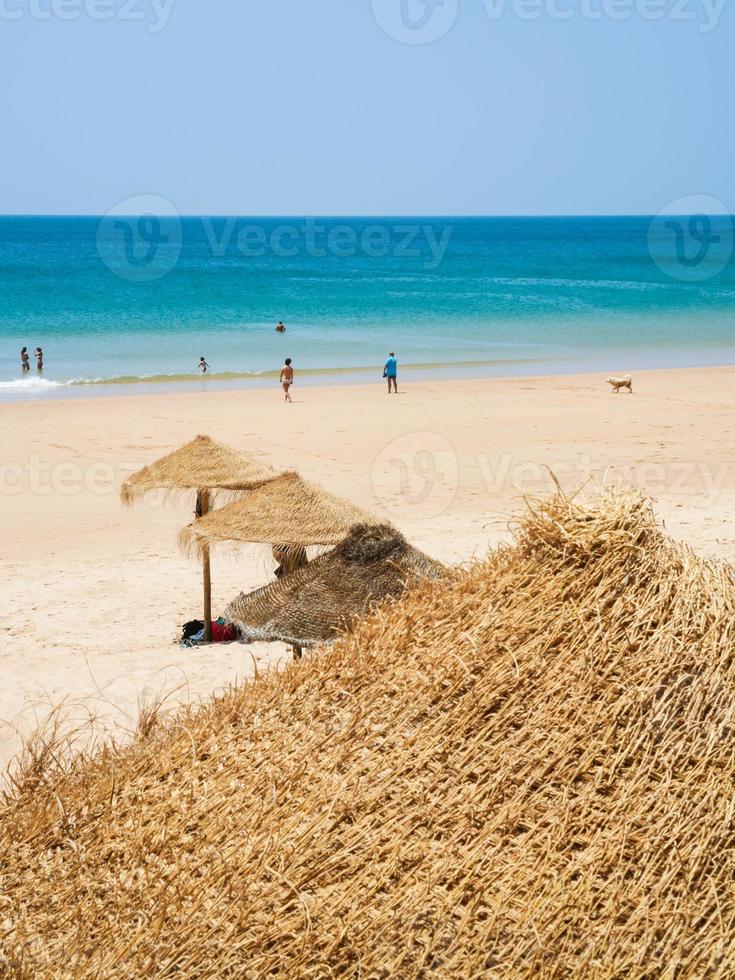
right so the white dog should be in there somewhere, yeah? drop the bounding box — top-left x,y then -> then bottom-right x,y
606,374 -> 632,393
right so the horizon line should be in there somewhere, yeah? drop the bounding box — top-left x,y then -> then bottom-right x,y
0,212 -> 732,220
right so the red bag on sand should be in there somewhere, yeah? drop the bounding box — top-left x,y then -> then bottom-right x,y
211,621 -> 237,643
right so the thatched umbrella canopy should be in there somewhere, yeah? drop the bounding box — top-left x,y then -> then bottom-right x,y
121,435 -> 280,641
179,471 -> 380,556
222,523 -> 445,648
121,435 -> 278,506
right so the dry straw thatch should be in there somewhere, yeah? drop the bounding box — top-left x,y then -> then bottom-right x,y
179,470 -> 380,554
3,489 -> 735,977
120,434 -> 281,644
120,434 -> 279,505
224,523 -> 445,646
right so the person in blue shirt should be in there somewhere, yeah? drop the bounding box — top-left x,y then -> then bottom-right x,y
384,352 -> 398,393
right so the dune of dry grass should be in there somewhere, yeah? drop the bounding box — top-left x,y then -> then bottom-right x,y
2,489 -> 734,977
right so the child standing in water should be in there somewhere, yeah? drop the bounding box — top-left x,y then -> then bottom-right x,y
198,357 -> 210,374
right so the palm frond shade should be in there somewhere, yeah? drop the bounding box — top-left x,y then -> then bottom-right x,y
120,435 -> 279,506
179,471 -> 380,555
223,523 -> 445,647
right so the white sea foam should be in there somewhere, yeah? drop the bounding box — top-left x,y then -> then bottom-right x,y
0,371 -> 274,394
0,377 -> 65,390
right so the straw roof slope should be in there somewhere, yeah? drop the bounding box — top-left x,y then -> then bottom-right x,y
3,490 -> 735,977
121,435 -> 278,505
179,470 -> 380,552
224,523 -> 445,646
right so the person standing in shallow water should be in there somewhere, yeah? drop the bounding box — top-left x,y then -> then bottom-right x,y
198,357 -> 210,374
35,347 -> 43,370
384,351 -> 398,393
20,347 -> 30,372
280,357 -> 294,402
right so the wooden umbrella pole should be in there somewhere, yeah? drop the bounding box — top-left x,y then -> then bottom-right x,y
197,490 -> 213,643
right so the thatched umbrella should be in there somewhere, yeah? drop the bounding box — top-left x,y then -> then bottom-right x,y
121,435 -> 279,641
222,523 -> 445,648
178,471 -> 380,556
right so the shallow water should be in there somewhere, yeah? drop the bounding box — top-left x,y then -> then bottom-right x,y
1,215 -> 733,401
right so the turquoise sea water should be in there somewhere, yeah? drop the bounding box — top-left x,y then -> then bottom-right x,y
1,215 -> 733,401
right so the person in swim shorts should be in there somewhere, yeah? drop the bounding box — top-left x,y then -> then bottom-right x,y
384,351 -> 398,393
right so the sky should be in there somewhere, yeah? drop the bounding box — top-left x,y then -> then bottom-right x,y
0,0 -> 733,215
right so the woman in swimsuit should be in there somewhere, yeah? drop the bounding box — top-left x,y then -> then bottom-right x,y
280,358 -> 294,402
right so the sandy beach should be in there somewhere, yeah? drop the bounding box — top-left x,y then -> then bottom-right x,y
2,364 -> 735,772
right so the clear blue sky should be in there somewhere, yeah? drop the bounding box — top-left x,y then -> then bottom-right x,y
1,0 -> 732,215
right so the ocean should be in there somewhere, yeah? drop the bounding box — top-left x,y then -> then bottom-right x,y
1,215 -> 733,401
